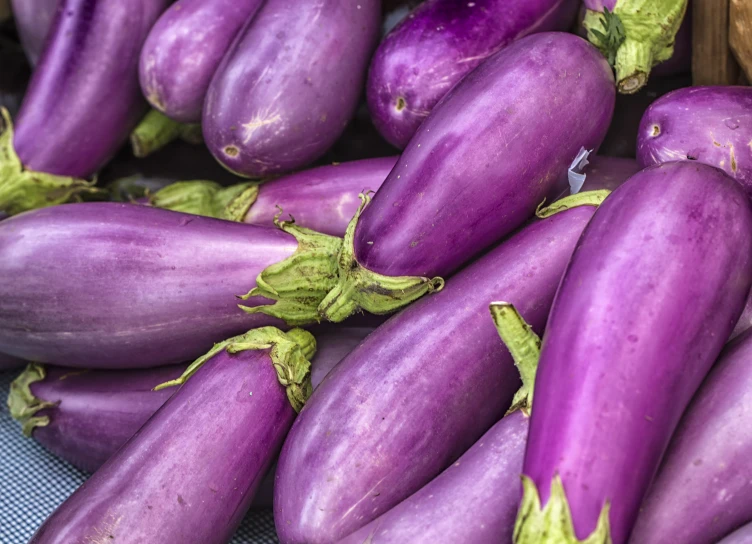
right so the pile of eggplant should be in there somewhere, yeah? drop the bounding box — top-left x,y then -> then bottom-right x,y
3,0 -> 752,543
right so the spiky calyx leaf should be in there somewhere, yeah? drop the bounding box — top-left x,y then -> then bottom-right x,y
0,108 -> 99,216
317,193 -> 444,322
155,326 -> 315,412
149,180 -> 259,221
536,190 -> 611,219
588,8 -> 626,67
7,363 -> 57,436
514,475 -> 612,544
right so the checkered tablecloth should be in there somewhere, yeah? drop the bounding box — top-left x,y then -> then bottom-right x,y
0,369 -> 279,543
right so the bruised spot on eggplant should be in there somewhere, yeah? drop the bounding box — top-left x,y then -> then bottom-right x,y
395,97 -> 406,112
651,124 -> 660,137
224,145 -> 240,158
731,146 -> 738,173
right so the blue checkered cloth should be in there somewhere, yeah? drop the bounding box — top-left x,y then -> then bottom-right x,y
0,369 -> 279,543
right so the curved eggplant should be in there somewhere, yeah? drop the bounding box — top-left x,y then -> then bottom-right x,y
139,0 -> 264,123
515,161 -> 752,544
203,0 -> 380,178
719,523 -> 752,544
367,0 -> 579,148
10,0 -> 58,66
0,203 -> 341,368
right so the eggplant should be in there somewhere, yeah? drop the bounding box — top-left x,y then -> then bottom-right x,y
719,523 -> 752,544
581,0 -> 687,93
637,86 -> 752,196
629,329 -> 752,544
203,0 -> 381,178
367,0 -> 579,148
0,0 -> 170,217
139,0 -> 264,124
549,155 -> 640,199
514,161 -> 752,544
314,32 -> 614,323
0,203 -> 341,368
28,327 -> 314,544
150,157 -> 397,235
10,0 -> 57,65
274,195 -> 605,544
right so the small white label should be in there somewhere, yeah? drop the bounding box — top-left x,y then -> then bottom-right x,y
568,147 -> 592,195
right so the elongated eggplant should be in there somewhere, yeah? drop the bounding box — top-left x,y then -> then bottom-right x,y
582,0 -> 687,93
0,0 -> 170,216
367,0 -> 579,148
629,329 -> 752,544
314,32 -> 614,323
274,196 -> 604,543
203,0 -> 380,177
719,523 -> 752,544
139,0 -> 264,123
150,157 -> 397,235
28,327 -> 314,544
637,86 -> 752,196
0,203 -> 341,368
10,0 -> 57,65
515,162 -> 752,544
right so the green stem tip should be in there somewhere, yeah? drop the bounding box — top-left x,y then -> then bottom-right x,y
130,109 -> 202,158
149,180 -> 259,221
7,363 -> 56,436
536,190 -> 611,219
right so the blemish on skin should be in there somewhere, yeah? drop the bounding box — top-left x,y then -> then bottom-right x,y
223,145 -> 240,158
731,145 -> 737,173
395,97 -> 406,112
651,124 -> 660,137
242,112 -> 282,143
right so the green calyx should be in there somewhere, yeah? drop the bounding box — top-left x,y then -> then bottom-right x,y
7,363 -> 56,436
489,302 -> 541,415
0,108 -> 98,216
155,326 -> 316,412
514,475 -> 612,544
584,0 -> 688,94
536,189 -> 611,219
317,193 -> 445,323
238,214 -> 343,326
130,109 -> 202,158
149,180 -> 259,221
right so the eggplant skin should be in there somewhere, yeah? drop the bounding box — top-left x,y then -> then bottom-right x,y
629,329 -> 752,544
367,0 -> 579,148
13,0 -> 170,178
9,0 -> 58,66
203,0 -> 381,177
0,203 -> 294,368
521,161 -> 752,544
718,522 -> 752,544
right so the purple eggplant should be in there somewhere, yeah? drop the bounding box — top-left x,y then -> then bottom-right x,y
203,0 -> 380,178
0,351 -> 23,370
315,32 -> 614,323
10,0 -> 57,65
139,0 -> 264,124
28,326 -> 314,544
0,0 -> 170,217
367,0 -> 579,148
150,157 -> 397,236
719,523 -> 752,544
637,86 -> 752,196
274,195 -> 605,543
581,0 -> 687,93
515,161 -> 752,544
0,203 -> 341,368
549,155 -> 640,200
629,329 -> 752,543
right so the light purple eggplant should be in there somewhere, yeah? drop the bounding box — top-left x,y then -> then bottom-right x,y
150,157 -> 397,236
10,0 -> 58,66
274,201 -> 602,544
581,0 -> 687,93
28,326 -> 314,544
0,0 -> 170,217
367,0 -> 579,148
0,202 -> 341,368
637,86 -> 752,197
203,0 -> 380,178
515,162 -> 752,544
629,329 -> 752,544
139,0 -> 264,123
317,32 -> 614,322
719,523 -> 752,544
0,351 -> 23,370
338,409 -> 529,544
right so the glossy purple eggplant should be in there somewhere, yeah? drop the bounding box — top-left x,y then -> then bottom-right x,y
637,86 -> 752,196
274,202 -> 600,544
139,0 -> 264,123
28,327 -> 314,544
0,203 -> 341,368
203,0 -> 380,178
629,329 -> 752,544
10,0 -> 58,65
339,409 -> 528,544
0,0 -> 170,216
367,0 -> 579,148
719,523 -> 752,544
317,32 -> 614,322
515,162 -> 752,544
